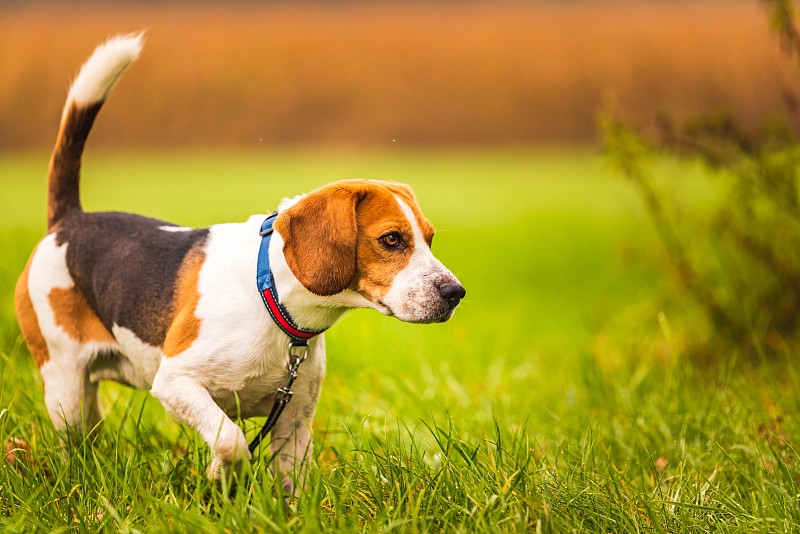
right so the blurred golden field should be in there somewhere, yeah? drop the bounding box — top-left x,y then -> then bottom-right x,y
1,0 -> 798,148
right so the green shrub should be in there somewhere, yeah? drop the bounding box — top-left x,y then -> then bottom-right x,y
603,0 -> 800,356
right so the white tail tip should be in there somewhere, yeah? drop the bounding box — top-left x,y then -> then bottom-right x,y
67,33 -> 144,107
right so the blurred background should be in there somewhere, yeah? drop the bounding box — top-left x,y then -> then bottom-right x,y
4,0 -> 800,385
6,2 -> 800,529
1,0 -> 796,150
4,0 -> 800,378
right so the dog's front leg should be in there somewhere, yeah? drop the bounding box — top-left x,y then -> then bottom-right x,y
151,368 -> 250,480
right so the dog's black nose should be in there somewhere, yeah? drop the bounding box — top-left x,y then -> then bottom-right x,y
439,282 -> 466,304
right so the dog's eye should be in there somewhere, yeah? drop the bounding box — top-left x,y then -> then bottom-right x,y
380,232 -> 402,248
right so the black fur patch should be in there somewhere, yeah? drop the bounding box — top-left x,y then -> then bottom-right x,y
55,211 -> 209,347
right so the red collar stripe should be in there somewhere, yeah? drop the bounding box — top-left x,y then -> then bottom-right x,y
262,289 -> 320,340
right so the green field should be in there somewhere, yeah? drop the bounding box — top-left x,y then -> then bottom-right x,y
0,149 -> 797,532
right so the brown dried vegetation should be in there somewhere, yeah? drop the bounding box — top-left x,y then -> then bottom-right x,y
0,1 -> 797,148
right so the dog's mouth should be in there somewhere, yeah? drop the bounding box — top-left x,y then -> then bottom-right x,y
379,299 -> 459,324
415,306 -> 458,324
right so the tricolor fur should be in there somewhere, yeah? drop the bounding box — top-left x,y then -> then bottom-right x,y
15,34 -> 465,491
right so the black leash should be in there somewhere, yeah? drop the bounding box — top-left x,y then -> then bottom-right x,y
248,343 -> 308,454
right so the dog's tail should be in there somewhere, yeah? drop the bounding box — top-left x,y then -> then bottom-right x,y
47,33 -> 143,229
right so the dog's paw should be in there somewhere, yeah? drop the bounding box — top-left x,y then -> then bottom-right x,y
207,456 -> 234,481
281,473 -> 295,496
207,425 -> 251,481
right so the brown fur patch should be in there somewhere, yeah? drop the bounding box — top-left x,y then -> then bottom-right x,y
350,183 -> 418,301
275,184 -> 362,296
15,248 -> 50,367
163,250 -> 205,357
48,286 -> 115,344
380,182 -> 435,246
275,179 -> 433,301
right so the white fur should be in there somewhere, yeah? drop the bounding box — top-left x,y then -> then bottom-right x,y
158,226 -> 193,232
110,325 -> 162,389
67,33 -> 143,107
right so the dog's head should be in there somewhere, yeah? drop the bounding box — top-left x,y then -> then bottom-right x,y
273,179 -> 465,323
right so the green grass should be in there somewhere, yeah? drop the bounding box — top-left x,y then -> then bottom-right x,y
0,148 -> 798,532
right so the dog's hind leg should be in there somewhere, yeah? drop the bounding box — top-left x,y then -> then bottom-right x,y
269,401 -> 315,496
40,352 -> 102,439
268,345 -> 325,496
21,234 -> 119,440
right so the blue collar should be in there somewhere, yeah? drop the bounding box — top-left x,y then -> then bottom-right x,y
256,212 -> 325,346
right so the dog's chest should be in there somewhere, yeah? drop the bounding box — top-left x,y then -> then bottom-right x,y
205,348 -> 325,420
209,374 -> 280,419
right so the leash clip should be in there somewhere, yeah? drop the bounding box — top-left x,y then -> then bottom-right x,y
274,386 -> 293,402
288,344 -> 309,365
280,344 -> 307,392
271,343 -> 308,404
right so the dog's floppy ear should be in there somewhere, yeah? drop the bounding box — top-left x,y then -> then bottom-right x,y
273,185 -> 363,296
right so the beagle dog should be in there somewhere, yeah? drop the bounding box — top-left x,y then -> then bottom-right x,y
14,34 -> 465,490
